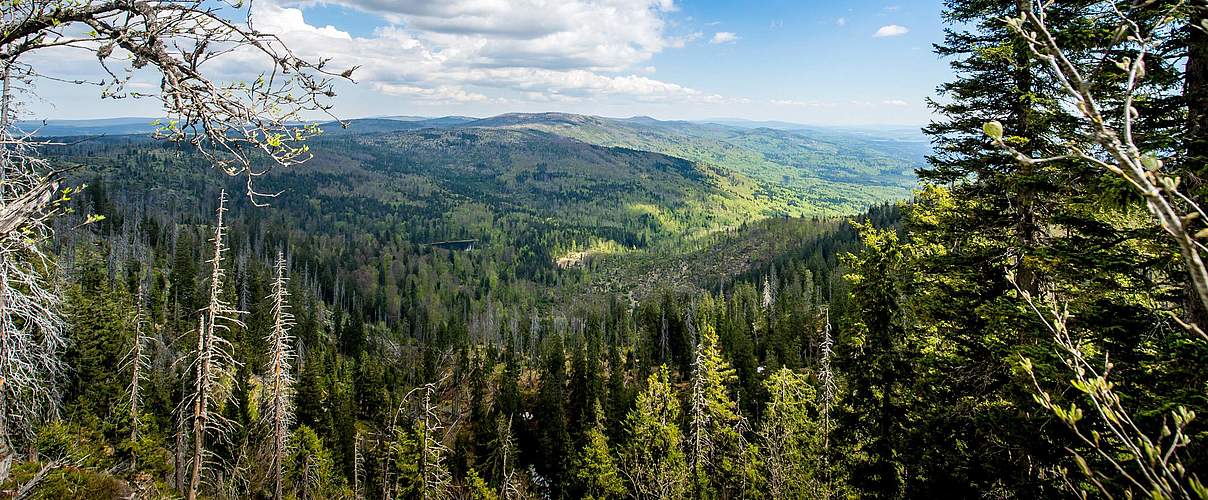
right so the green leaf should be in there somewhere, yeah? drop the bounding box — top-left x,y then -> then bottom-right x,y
1141,154 -> 1161,171
983,120 -> 1004,140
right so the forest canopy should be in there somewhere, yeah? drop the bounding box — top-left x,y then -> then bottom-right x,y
0,1 -> 1206,499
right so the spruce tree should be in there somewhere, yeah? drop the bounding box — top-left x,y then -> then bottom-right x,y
759,367 -> 822,498
686,324 -> 745,497
839,224 -> 911,498
572,400 -> 626,499
621,366 -> 688,500
909,0 -> 1185,495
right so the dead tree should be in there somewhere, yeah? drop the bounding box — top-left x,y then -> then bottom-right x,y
1,0 -> 350,477
817,306 -> 837,491
0,62 -> 68,480
263,251 -> 295,500
416,384 -> 452,500
124,278 -> 150,470
187,190 -> 244,500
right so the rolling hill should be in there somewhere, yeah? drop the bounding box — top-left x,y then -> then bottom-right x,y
42,112 -> 923,290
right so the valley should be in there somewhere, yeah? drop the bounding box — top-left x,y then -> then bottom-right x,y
45,113 -> 922,300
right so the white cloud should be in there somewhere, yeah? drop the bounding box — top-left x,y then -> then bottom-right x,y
292,0 -> 678,70
836,17 -> 847,27
881,99 -> 909,106
373,83 -> 490,103
873,25 -> 909,37
243,0 -> 717,105
667,31 -> 703,48
710,32 -> 739,44
771,99 -> 838,108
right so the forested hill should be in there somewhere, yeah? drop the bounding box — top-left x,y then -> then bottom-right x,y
20,106 -> 927,498
7,1 -> 1208,499
34,112 -> 924,218
41,113 -> 922,297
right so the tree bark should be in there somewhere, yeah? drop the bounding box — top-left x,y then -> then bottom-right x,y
1185,4 -> 1208,327
1012,0 -> 1040,298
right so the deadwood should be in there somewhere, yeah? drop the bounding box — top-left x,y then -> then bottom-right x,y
1,0 -> 355,203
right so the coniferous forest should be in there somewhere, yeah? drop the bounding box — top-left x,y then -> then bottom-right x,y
1,1 -> 1207,499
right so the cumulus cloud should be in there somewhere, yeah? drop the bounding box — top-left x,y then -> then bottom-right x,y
373,83 -> 490,103
283,0 -> 677,70
836,17 -> 847,27
245,0 -> 714,105
710,32 -> 740,44
873,25 -> 909,37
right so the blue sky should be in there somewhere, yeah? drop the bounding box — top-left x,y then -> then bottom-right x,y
28,0 -> 952,126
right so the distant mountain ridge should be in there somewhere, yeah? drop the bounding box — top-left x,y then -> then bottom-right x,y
444,112 -> 924,215
32,111 -> 925,219
15,117 -> 164,136
21,112 -> 927,141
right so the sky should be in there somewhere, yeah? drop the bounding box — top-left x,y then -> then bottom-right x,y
26,0 -> 953,127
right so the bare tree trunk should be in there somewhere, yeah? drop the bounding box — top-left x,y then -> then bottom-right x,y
1012,0 -> 1040,297
1185,5 -> 1208,327
265,251 -> 294,500
188,314 -> 207,500
128,280 -> 146,471
188,190 -> 242,500
175,410 -> 186,490
353,431 -> 363,500
0,60 -> 13,471
1,61 -> 11,195
687,336 -> 709,497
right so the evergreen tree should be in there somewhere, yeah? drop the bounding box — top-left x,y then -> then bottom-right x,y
839,224 -> 911,498
686,324 -> 746,497
63,257 -> 131,434
621,366 -> 688,500
759,368 -> 822,498
572,400 -> 626,499
288,424 -> 346,499
536,334 -> 571,488
914,0 -> 1189,495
